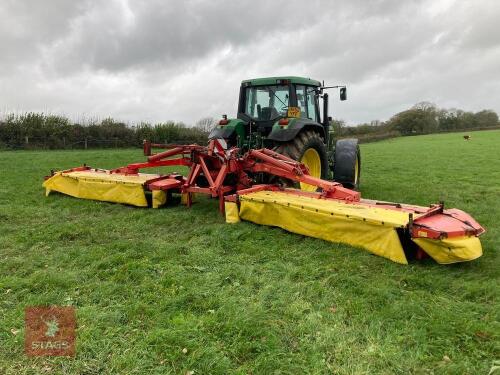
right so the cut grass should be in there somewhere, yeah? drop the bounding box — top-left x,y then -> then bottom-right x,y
0,130 -> 499,374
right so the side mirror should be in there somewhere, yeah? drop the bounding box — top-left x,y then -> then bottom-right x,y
340,87 -> 347,101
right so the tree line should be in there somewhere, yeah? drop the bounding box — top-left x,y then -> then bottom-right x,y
0,113 -> 215,149
1,103 -> 498,149
335,102 -> 500,142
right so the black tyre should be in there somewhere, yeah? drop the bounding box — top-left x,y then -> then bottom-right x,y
333,138 -> 360,189
275,130 -> 329,191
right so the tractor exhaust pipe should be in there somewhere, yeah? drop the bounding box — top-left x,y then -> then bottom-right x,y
322,92 -> 330,146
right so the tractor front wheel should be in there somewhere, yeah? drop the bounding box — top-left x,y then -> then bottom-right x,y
275,130 -> 329,191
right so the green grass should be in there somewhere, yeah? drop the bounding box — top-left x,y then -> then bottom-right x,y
0,130 -> 499,374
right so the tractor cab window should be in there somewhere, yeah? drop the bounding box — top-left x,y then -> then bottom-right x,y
296,85 -> 318,122
296,85 -> 307,118
306,88 -> 318,122
244,85 -> 289,121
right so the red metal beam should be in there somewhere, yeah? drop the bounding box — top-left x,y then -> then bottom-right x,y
148,147 -> 186,162
198,156 -> 215,187
115,158 -> 191,174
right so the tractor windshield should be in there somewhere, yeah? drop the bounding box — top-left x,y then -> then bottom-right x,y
244,85 -> 289,121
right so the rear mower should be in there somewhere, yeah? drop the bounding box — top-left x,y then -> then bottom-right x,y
42,76 -> 485,265
43,138 -> 485,265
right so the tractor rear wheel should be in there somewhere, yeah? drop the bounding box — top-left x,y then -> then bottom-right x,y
275,130 -> 329,191
333,139 -> 360,190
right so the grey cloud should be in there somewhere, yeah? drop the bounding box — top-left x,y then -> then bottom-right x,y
0,0 -> 499,125
42,0 -> 328,73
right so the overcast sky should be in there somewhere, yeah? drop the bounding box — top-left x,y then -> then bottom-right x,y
1,0 -> 499,126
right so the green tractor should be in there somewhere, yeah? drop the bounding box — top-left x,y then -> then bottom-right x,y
209,76 -> 361,190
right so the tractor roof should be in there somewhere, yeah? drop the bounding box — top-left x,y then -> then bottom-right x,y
241,76 -> 321,87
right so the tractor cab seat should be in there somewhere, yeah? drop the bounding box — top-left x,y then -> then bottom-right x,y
259,107 -> 279,121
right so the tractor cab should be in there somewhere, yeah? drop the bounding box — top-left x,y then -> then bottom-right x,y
237,77 -> 322,134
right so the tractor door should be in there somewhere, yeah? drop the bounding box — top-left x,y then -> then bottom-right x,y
294,85 -> 320,122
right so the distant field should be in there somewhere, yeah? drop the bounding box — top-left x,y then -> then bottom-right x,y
0,130 -> 498,374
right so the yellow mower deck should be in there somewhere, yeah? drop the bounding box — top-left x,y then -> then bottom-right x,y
230,190 -> 482,265
43,170 -> 158,207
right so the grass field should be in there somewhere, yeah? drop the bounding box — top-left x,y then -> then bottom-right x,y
0,130 -> 499,374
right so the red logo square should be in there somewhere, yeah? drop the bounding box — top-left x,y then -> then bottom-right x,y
25,306 -> 76,357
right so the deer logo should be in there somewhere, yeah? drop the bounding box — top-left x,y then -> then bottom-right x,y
43,317 -> 59,337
